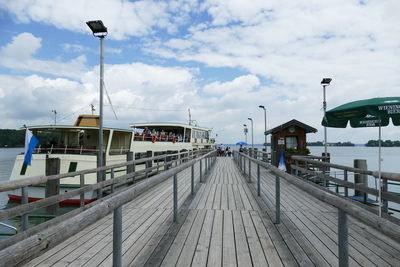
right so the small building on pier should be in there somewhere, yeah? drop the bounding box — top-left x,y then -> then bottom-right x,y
266,119 -> 317,170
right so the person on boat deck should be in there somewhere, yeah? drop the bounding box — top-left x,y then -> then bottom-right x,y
160,130 -> 166,136
239,145 -> 244,152
177,134 -> 183,142
144,127 -> 151,135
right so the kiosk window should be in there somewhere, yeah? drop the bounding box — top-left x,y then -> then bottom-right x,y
285,136 -> 298,149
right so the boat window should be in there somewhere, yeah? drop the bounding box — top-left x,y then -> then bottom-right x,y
32,129 -> 109,155
110,131 -> 132,155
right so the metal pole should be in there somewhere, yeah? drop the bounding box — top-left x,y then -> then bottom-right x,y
323,84 -> 327,157
248,157 -> 251,182
113,205 -> 122,267
338,209 -> 349,267
191,164 -> 194,195
173,174 -> 178,222
21,187 -> 28,231
263,108 -> 267,154
251,120 -> 254,152
97,36 -> 105,198
275,175 -> 280,224
200,159 -> 203,183
257,163 -> 260,196
378,124 -> 382,217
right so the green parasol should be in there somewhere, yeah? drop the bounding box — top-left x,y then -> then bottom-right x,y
322,96 -> 400,216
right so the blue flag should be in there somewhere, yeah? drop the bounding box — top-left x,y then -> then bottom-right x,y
24,129 -> 39,166
278,151 -> 286,172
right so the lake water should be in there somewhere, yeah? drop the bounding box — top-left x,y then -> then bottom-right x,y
0,146 -> 399,214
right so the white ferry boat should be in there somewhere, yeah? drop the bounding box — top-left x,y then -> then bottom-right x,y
8,115 -> 214,204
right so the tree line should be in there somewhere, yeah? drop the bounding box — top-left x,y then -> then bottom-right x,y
0,129 -> 58,147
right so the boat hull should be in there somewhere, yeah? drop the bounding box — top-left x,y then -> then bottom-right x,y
8,187 -> 97,205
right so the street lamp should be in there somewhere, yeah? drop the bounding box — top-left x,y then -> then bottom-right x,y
87,20 -> 108,188
259,105 -> 267,154
321,78 -> 332,159
248,118 -> 254,152
243,124 -> 248,144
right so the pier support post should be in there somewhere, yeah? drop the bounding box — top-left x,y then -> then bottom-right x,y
80,174 -> 85,207
257,163 -> 260,196
275,175 -> 280,224
45,157 -> 60,215
126,152 -> 134,174
338,209 -> 349,267
354,159 -> 368,202
173,174 -> 178,222
113,205 -> 122,267
21,187 -> 28,231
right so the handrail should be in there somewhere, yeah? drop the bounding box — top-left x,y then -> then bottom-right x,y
235,151 -> 400,242
0,153 -> 199,222
0,150 -> 208,192
291,155 -> 374,176
292,155 -> 400,182
0,150 -> 217,266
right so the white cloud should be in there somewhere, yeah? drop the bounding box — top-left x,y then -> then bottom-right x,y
203,75 -> 259,95
0,0 -> 194,40
0,33 -> 87,79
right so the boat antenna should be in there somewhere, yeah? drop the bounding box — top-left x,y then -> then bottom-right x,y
102,80 -> 118,120
188,108 -> 192,125
90,104 -> 95,115
51,109 -> 57,125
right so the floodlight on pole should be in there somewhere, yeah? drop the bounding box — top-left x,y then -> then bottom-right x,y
258,105 -> 267,154
87,20 -> 108,196
321,78 -> 332,159
248,118 -> 254,152
243,124 -> 248,144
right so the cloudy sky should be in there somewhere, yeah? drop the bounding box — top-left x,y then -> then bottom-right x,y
0,0 -> 399,144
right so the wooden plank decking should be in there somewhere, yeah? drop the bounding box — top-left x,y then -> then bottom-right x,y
25,157 -> 400,266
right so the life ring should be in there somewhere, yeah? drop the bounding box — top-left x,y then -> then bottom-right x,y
152,135 -> 156,143
173,136 -> 176,143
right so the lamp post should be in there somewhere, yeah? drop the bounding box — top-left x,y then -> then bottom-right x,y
248,118 -> 254,152
321,78 -> 332,159
259,105 -> 267,154
87,20 -> 108,188
243,124 -> 248,144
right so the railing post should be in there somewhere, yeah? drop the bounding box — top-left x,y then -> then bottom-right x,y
382,178 -> 388,213
275,175 -> 280,224
113,205 -> 122,267
344,170 -> 348,197
257,163 -> 260,196
21,186 -> 29,231
110,168 -> 115,193
200,159 -> 203,183
173,174 -> 178,222
243,155 -> 246,175
248,157 -> 251,182
338,209 -> 349,267
191,164 -> 194,195
80,174 -> 85,207
205,156 -> 208,175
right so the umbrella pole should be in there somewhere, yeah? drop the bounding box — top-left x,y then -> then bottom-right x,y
378,124 -> 382,217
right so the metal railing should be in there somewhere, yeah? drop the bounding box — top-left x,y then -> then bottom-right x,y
234,151 -> 400,267
0,149 -> 216,266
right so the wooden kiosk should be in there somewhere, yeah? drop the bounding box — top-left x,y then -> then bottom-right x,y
266,119 -> 317,171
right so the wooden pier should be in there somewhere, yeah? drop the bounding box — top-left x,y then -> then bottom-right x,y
23,157 -> 400,267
